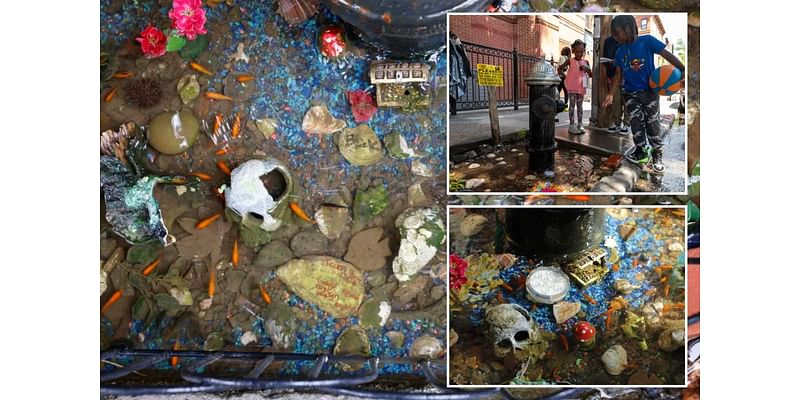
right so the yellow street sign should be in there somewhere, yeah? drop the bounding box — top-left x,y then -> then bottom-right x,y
476,64 -> 504,87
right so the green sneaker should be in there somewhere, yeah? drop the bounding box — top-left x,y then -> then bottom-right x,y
625,146 -> 651,165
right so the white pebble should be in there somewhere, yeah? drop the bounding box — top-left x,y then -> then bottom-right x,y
468,163 -> 481,169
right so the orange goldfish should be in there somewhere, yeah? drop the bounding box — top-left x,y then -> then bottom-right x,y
236,74 -> 255,83
103,87 -> 118,102
232,239 -> 239,268
205,92 -> 233,101
142,258 -> 161,276
112,71 -> 134,79
189,61 -> 213,76
101,289 -> 123,314
196,213 -> 221,229
259,286 -> 272,305
216,161 -> 231,175
289,201 -> 313,223
189,172 -> 212,181
231,112 -> 241,138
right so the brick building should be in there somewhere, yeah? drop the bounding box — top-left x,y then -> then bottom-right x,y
450,15 -> 593,108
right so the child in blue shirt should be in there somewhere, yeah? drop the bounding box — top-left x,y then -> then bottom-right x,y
602,15 -> 685,174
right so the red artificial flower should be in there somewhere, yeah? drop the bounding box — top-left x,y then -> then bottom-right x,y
136,26 -> 167,58
449,254 -> 468,291
168,0 -> 208,40
347,90 -> 378,123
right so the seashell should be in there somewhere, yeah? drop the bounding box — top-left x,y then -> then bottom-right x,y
410,335 -> 444,359
301,105 -> 346,135
553,301 -> 581,324
495,253 -> 517,268
614,279 -> 640,295
277,0 -> 320,25
601,345 -> 628,375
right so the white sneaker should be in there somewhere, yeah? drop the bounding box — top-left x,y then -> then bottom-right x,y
607,124 -> 619,133
568,124 -> 581,134
578,124 -> 586,133
620,123 -> 629,134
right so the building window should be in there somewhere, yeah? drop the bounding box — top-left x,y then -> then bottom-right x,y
641,18 -> 648,31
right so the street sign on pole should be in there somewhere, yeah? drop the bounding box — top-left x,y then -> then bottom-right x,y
477,64 -> 504,87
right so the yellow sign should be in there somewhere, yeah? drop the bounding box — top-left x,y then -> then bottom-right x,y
477,64 -> 504,87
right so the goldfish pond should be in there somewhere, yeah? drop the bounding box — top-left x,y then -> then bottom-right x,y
448,207 -> 687,385
100,0 -> 453,388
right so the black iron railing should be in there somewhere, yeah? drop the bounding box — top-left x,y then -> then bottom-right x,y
453,42 -> 553,114
100,349 -> 594,398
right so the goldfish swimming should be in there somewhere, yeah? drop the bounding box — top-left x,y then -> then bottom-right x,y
216,161 -> 231,175
189,172 -> 212,181
231,112 -> 241,138
142,258 -> 160,276
232,239 -> 239,268
196,213 -> 221,229
236,74 -> 255,83
112,71 -> 134,79
189,61 -> 213,76
103,87 -> 118,102
259,286 -> 272,305
101,289 -> 123,314
289,201 -> 313,223
205,92 -> 233,101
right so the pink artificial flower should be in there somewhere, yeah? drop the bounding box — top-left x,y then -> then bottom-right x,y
168,0 -> 207,40
135,26 -> 167,58
347,90 -> 377,123
449,254 -> 468,291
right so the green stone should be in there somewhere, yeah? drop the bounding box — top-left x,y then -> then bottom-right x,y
254,241 -> 294,269
276,257 -> 365,318
177,74 -> 200,104
384,131 -> 417,159
353,184 -> 388,225
359,298 -> 388,329
203,332 -> 226,351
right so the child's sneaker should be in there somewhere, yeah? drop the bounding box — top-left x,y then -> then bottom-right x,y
625,146 -> 650,165
578,124 -> 586,133
568,124 -> 581,134
650,149 -> 665,174
619,123 -> 629,133
607,124 -> 619,133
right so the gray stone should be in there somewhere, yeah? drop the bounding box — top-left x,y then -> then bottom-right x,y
409,335 -> 444,359
465,150 -> 478,159
366,269 -> 388,288
254,241 -> 294,269
407,182 -> 428,207
465,178 -> 484,189
345,228 -> 393,272
430,285 -> 446,302
100,238 -> 118,259
290,231 -> 329,257
386,331 -> 405,349
369,280 -> 398,300
392,275 -> 430,307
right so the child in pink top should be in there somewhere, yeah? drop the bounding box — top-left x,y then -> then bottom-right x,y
558,40 -> 593,134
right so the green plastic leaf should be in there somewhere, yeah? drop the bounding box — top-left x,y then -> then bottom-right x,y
126,240 -> 161,265
179,34 -> 209,60
154,293 -> 182,313
166,33 -> 187,52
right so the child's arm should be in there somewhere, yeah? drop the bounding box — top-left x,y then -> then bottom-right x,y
581,61 -> 593,78
558,59 -> 570,74
659,48 -> 685,73
602,67 -> 622,107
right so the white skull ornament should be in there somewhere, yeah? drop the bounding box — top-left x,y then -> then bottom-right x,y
484,303 -> 541,358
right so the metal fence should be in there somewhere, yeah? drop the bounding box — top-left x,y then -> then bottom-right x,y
453,41 -> 553,113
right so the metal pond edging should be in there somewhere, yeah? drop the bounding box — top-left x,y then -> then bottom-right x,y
100,350 -> 590,398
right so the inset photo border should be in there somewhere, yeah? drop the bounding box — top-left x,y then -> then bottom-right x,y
446,205 -> 689,387
447,13 -> 689,196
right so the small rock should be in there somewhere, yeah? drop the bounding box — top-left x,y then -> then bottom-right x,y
314,204 -> 350,240
301,105 -> 345,135
100,238 -> 118,259
430,285 -> 446,302
177,74 -> 200,104
333,325 -> 371,371
200,297 -> 213,310
658,328 -> 685,352
487,153 -> 496,158
669,242 -> 684,252
255,118 -> 278,140
338,125 -> 383,166
449,329 -> 459,347
601,345 -> 628,375
628,370 -> 664,385
495,157 -> 504,161
392,275 -> 431,307
169,287 -> 193,306
290,231 -> 329,257
407,182 -> 428,206
240,331 -> 257,346
410,335 -> 443,359
467,163 -> 480,169
460,214 -> 488,236
511,148 -> 518,152
366,269 -> 388,287
203,332 -> 226,351
345,227 -> 393,272
384,131 -> 417,159
553,301 -> 581,324
411,160 -> 433,177
465,178 -> 485,189
504,174 -> 516,180
495,253 -> 517,268
497,161 -> 507,165
359,298 -> 391,328
465,150 -> 478,159
254,241 -> 294,269
524,175 -> 535,180
387,331 -> 405,348
619,222 -> 637,241
369,280 -> 398,299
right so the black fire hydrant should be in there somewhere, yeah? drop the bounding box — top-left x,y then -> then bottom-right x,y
524,59 -> 565,177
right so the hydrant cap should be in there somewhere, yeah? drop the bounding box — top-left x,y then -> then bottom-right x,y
524,59 -> 561,86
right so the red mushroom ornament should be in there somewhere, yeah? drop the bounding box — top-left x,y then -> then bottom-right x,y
574,321 -> 597,350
